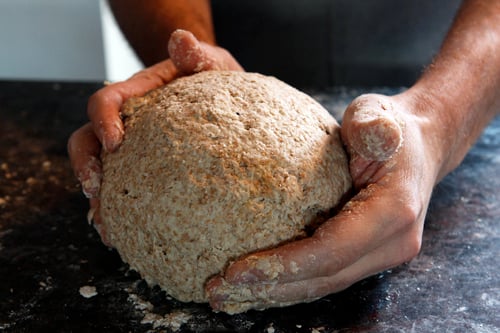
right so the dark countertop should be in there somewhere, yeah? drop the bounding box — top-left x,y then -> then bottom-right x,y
0,81 -> 498,333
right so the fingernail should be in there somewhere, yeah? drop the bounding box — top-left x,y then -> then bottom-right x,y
347,96 -> 403,161
357,119 -> 403,161
102,134 -> 121,153
101,121 -> 124,153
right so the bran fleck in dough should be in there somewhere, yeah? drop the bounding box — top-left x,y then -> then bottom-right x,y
99,71 -> 352,309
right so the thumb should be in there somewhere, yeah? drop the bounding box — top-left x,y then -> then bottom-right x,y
167,29 -> 243,74
341,94 -> 403,162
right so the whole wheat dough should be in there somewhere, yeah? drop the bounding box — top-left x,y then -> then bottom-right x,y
99,71 -> 352,308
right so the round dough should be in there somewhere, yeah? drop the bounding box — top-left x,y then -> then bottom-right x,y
99,71 -> 352,304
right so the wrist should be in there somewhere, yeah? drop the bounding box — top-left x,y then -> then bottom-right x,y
396,86 -> 463,183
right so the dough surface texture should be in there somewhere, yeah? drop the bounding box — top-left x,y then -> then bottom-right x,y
99,71 -> 352,305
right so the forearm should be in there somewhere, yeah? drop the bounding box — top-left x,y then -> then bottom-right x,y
406,0 -> 500,181
108,0 -> 215,66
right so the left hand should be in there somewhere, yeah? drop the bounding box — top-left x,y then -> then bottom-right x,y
67,30 -> 242,244
206,92 -> 442,313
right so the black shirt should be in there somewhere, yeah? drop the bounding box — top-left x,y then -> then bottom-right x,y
212,0 -> 462,88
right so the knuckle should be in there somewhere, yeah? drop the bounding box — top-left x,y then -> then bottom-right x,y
401,229 -> 423,263
396,194 -> 423,229
396,196 -> 424,262
398,203 -> 420,229
408,232 -> 423,258
346,93 -> 386,117
67,130 -> 78,154
87,86 -> 117,118
87,89 -> 105,117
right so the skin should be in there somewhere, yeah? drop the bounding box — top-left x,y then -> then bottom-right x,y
67,0 -> 500,312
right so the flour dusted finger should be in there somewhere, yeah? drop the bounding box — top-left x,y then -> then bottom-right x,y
343,94 -> 404,162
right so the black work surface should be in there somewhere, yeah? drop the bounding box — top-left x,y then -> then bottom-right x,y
1,81 -> 499,333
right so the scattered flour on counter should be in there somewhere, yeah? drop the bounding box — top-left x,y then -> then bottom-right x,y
127,292 -> 154,312
79,285 -> 98,298
480,292 -> 499,307
141,311 -> 192,331
127,289 -> 191,332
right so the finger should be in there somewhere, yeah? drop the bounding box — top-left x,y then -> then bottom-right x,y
221,180 -> 420,286
207,219 -> 422,313
168,29 -> 213,73
342,94 -> 404,162
68,123 -> 109,246
168,29 -> 243,73
67,123 -> 103,198
269,217 -> 423,303
207,273 -> 337,314
88,59 -> 178,152
206,275 -> 321,314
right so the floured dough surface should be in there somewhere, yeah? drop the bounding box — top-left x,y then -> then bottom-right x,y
99,71 -> 351,305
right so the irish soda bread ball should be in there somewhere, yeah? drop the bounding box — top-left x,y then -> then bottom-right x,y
99,71 -> 352,305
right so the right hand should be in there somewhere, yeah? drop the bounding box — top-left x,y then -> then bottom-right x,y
67,29 -> 243,244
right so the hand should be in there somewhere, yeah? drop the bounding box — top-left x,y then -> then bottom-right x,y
206,92 -> 442,313
67,30 -> 242,243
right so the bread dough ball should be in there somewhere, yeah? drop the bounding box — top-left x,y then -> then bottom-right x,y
99,71 -> 352,304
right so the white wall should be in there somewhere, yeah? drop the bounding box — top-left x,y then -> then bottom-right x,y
0,0 -> 142,82
99,0 -> 143,82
